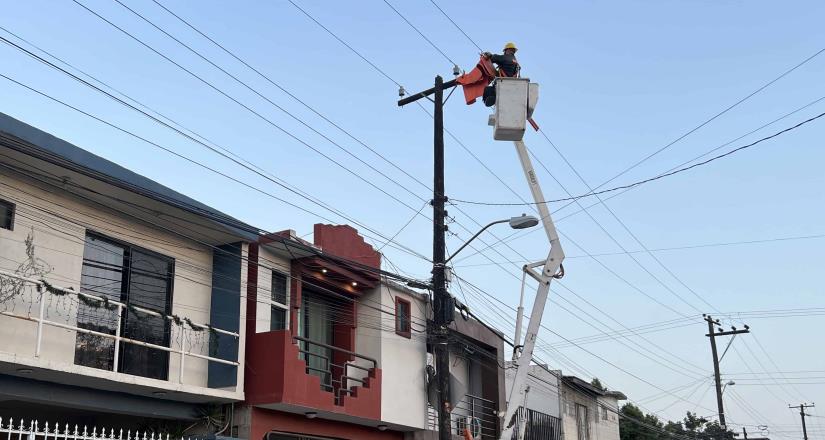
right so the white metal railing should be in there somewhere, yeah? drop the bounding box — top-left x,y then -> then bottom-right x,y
0,417 -> 197,440
0,269 -> 239,385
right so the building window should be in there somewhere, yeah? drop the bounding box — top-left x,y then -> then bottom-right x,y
269,271 -> 288,331
602,404 -> 609,421
74,233 -> 174,380
0,199 -> 14,230
395,297 -> 411,338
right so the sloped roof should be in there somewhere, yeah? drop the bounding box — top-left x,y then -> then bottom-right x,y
0,112 -> 260,241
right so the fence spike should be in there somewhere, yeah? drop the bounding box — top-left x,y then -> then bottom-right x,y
83,425 -> 88,437
92,426 -> 98,438
0,417 -> 3,429
127,429 -> 132,440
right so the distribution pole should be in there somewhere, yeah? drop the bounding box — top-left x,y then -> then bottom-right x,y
431,75 -> 453,440
790,403 -> 815,440
704,315 -> 750,430
398,75 -> 458,440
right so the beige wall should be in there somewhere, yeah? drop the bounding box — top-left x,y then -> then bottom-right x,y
0,169 -> 244,398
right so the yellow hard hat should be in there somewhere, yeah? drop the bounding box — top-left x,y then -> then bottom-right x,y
504,42 -> 518,52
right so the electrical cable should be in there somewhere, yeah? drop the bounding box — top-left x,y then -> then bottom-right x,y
451,111 -> 825,206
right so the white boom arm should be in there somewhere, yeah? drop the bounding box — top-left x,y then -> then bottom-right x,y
498,140 -> 565,440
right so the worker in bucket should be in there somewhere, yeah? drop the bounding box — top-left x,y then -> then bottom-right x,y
483,42 -> 521,78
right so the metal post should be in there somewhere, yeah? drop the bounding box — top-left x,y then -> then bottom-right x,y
432,74 -> 453,440
707,316 -> 726,428
514,271 -> 527,346
35,289 -> 46,357
179,327 -> 186,383
743,427 -> 748,439
113,304 -> 122,372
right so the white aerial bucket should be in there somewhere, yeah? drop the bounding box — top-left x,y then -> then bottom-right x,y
489,78 -> 539,141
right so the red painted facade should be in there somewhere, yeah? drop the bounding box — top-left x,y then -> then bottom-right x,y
313,224 -> 381,270
245,330 -> 381,420
245,224 -> 392,439
248,407 -> 402,440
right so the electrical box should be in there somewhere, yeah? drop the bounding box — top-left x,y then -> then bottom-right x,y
492,78 -> 540,141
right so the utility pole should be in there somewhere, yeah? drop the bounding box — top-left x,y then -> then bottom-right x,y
790,403 -> 815,440
704,314 -> 750,430
398,75 -> 458,440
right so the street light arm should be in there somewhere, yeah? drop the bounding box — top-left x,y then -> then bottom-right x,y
445,219 -> 509,263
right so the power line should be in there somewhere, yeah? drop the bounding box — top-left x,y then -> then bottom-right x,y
453,232 -> 825,267
449,92 -> 825,261
564,45 -> 825,202
452,110 -> 825,206
380,0 -> 457,66
426,0 -> 482,52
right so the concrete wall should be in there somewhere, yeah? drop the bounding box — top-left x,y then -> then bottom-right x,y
505,365 -> 561,418
594,396 -> 621,440
0,170 -> 244,398
355,282 -> 428,430
561,386 -> 620,440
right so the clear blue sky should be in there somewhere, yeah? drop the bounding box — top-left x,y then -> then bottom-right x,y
2,0 -> 824,436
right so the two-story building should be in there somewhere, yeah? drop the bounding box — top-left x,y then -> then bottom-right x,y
239,224 -> 431,440
0,113 -> 513,440
0,112 -> 254,431
560,376 -> 626,440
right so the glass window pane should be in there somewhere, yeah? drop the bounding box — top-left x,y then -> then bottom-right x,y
270,307 -> 286,331
271,272 -> 287,305
0,200 -> 13,230
121,249 -> 173,380
396,300 -> 411,335
75,235 -> 125,371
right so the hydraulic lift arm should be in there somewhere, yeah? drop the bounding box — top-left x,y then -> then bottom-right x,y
498,139 -> 565,440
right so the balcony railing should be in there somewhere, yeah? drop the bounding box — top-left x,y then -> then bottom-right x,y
511,407 -> 562,440
429,394 -> 499,439
292,335 -> 377,405
0,269 -> 239,387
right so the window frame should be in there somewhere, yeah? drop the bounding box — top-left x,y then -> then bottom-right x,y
74,231 -> 175,379
395,296 -> 412,339
266,269 -> 289,331
0,198 -> 15,231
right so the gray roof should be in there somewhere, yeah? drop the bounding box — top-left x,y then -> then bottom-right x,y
0,112 -> 260,241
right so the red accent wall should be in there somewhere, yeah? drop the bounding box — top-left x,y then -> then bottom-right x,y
313,224 -> 381,269
245,330 -> 381,420
249,407 -> 402,440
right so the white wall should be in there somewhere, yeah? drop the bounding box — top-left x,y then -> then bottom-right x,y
0,170 -> 244,397
254,246 -> 291,333
354,281 -> 429,430
505,365 -> 561,418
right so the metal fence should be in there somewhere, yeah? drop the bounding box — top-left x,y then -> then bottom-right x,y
511,407 -> 562,440
0,418 -> 193,440
428,394 -> 499,439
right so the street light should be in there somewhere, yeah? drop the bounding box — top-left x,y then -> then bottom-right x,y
445,214 -> 539,263
722,380 -> 735,394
